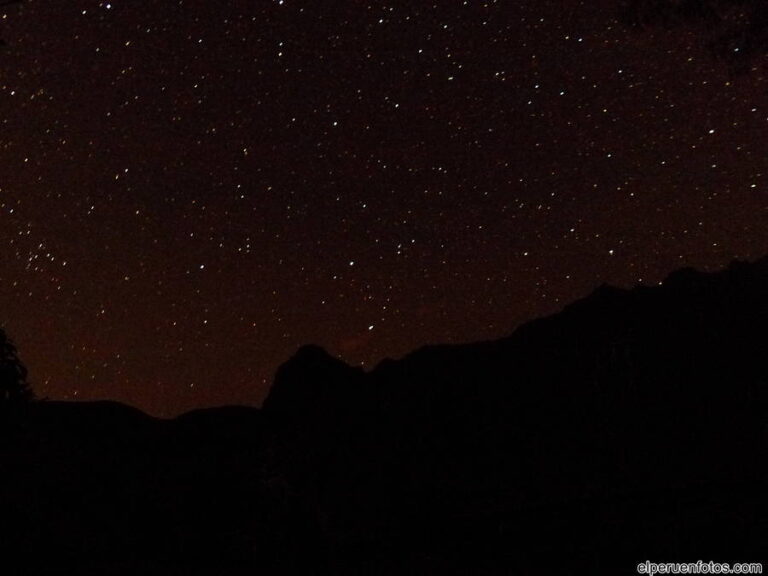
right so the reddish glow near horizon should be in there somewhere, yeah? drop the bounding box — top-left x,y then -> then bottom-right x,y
0,0 -> 766,415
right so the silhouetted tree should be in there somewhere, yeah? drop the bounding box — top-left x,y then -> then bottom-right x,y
622,0 -> 768,67
0,328 -> 33,403
0,0 -> 23,47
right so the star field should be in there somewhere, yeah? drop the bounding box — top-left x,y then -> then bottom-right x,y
1,0 -> 766,415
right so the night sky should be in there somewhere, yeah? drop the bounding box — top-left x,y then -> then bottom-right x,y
1,0 -> 766,416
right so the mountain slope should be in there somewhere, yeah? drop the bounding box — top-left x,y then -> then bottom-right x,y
262,256 -> 768,573
1,256 -> 767,575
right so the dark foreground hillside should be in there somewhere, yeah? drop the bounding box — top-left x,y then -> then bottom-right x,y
2,257 -> 768,575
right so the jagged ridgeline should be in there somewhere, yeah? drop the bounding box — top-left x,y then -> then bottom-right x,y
1,256 -> 767,575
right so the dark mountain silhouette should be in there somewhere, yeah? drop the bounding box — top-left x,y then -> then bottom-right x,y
2,256 -> 768,574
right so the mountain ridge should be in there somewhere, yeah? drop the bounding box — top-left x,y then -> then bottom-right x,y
1,255 -> 767,574
269,255 -> 768,395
